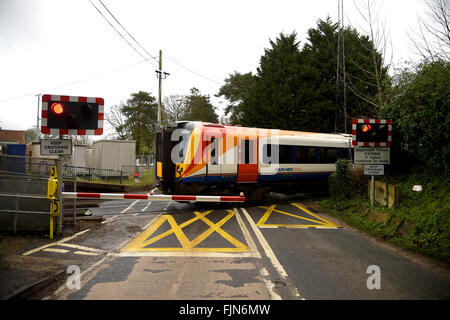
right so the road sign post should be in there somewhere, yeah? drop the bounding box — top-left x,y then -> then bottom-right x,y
352,119 -> 392,206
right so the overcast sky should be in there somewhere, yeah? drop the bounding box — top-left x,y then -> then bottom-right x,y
0,0 -> 427,136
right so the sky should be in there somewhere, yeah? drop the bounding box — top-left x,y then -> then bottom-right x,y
0,0 -> 428,138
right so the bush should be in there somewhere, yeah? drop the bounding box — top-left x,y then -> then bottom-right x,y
328,159 -> 367,201
381,60 -> 450,175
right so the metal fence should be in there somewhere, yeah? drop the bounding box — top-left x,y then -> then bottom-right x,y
0,154 -> 123,184
0,154 -> 58,177
64,165 -> 123,184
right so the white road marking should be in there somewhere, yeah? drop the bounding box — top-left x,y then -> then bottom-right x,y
73,251 -> 100,256
260,267 -> 282,300
43,248 -> 69,254
141,201 -> 152,211
233,208 -> 261,258
240,207 -> 288,278
22,229 -> 90,256
101,215 -> 117,224
59,243 -> 105,253
120,200 -> 140,214
240,207 -> 304,300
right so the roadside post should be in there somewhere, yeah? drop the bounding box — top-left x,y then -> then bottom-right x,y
352,119 -> 392,206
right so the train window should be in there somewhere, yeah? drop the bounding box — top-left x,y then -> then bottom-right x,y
295,146 -> 316,163
279,145 -> 292,164
240,140 -> 251,164
320,147 -> 338,163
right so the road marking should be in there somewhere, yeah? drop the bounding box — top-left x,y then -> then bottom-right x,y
101,215 -> 117,224
290,202 -> 341,227
122,210 -> 250,253
22,229 -> 90,256
259,267 -> 282,300
240,207 -> 304,300
240,207 -> 288,278
43,248 -> 69,254
73,251 -> 101,256
141,201 -> 152,211
233,208 -> 261,258
120,200 -> 139,214
256,203 -> 341,228
59,243 -> 105,253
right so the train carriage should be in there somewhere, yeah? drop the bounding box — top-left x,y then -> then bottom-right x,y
155,121 -> 352,202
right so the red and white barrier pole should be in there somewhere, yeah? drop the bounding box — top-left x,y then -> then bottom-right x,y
62,192 -> 246,203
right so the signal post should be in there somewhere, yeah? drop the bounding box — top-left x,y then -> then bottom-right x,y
352,119 -> 392,206
41,94 -> 104,234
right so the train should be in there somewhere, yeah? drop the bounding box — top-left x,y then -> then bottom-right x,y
155,121 -> 353,202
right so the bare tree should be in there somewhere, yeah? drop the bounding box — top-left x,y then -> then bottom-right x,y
409,0 -> 450,61
163,95 -> 186,122
346,0 -> 393,113
105,103 -> 130,139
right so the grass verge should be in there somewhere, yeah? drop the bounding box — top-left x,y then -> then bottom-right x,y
320,173 -> 450,264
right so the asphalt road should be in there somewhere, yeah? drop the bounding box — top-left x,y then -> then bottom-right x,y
21,195 -> 449,300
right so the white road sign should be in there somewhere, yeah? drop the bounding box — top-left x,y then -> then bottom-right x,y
40,139 -> 72,155
354,147 -> 390,164
364,165 -> 384,175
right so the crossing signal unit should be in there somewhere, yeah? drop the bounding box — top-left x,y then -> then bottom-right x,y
41,94 -> 104,135
47,166 -> 59,200
352,119 -> 392,147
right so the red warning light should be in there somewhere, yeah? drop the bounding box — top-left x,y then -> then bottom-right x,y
362,124 -> 371,132
51,102 -> 64,115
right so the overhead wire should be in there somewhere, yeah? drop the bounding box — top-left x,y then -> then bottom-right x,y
97,0 -> 159,65
0,59 -> 149,104
88,0 -> 157,68
93,0 -> 222,86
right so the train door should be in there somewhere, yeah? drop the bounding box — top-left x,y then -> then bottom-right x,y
205,137 -> 220,183
237,138 -> 258,182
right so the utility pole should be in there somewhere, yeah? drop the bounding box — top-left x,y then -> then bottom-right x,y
157,50 -> 162,127
156,50 -> 170,128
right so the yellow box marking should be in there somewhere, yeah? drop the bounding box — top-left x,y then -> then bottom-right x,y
122,210 -> 250,252
257,203 -> 341,229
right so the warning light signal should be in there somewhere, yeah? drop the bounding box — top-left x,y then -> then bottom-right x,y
41,95 -> 104,135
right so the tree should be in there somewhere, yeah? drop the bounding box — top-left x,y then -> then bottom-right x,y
241,32 -> 309,130
163,95 -> 187,122
120,91 -> 158,155
216,72 -> 256,125
105,103 -> 131,140
25,127 -> 37,144
349,0 -> 393,111
381,60 -> 450,174
302,17 -> 389,131
409,0 -> 450,62
183,88 -> 218,123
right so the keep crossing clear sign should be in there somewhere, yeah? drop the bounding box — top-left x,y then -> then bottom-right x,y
364,165 -> 384,176
40,139 -> 72,155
